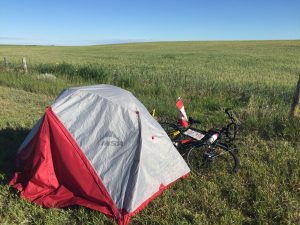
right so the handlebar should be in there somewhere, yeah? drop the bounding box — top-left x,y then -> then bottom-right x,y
183,109 -> 239,142
223,108 -> 239,142
225,108 -> 236,123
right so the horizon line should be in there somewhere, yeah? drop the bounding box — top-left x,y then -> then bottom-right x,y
0,39 -> 299,47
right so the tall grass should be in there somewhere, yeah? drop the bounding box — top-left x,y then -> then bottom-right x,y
0,40 -> 299,224
34,63 -> 109,83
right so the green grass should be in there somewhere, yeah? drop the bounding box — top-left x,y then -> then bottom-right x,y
0,40 -> 299,224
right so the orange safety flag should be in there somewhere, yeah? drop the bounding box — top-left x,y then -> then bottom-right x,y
176,97 -> 189,128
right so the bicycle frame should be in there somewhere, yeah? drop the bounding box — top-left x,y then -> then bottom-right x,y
161,107 -> 240,175
165,108 -> 239,151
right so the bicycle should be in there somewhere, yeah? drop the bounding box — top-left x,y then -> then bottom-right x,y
161,108 -> 240,176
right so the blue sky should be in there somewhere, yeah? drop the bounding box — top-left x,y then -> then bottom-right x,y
0,0 -> 299,45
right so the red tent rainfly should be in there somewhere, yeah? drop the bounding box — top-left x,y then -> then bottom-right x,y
10,84 -> 190,225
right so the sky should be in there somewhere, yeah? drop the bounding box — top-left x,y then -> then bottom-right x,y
0,0 -> 299,45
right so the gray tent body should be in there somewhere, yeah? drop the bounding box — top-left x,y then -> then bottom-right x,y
18,84 -> 190,214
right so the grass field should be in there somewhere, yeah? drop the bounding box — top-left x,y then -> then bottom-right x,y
0,40 -> 299,224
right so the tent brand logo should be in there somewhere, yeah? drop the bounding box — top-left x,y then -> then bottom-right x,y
100,129 -> 124,147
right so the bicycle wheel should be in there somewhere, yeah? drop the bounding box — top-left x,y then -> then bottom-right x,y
187,144 -> 239,175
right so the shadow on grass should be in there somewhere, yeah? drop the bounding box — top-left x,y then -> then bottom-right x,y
0,127 -> 29,184
0,127 -> 115,225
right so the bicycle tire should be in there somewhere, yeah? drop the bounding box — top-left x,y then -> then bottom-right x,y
187,144 -> 239,176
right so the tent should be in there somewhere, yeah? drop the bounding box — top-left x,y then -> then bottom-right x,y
9,84 -> 190,225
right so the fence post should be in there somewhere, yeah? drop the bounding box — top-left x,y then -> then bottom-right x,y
4,57 -> 8,69
290,75 -> 300,117
22,57 -> 28,73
